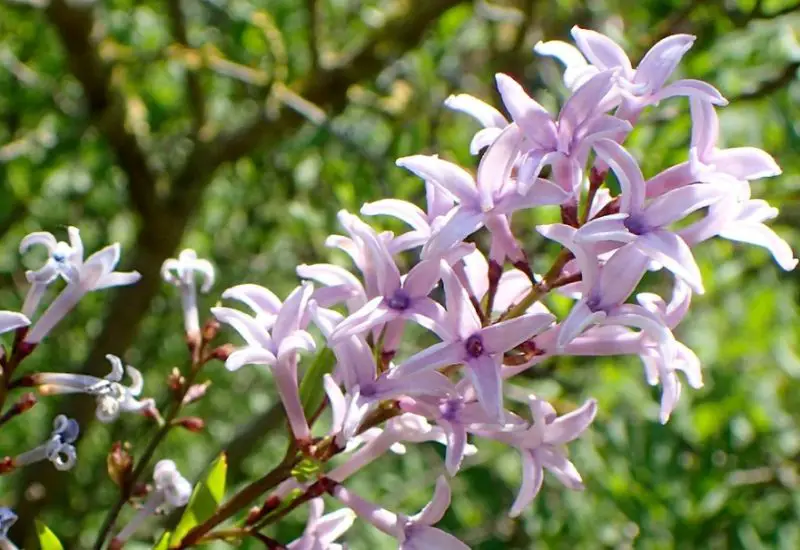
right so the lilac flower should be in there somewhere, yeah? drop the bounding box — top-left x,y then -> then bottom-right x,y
576,138 -> 729,293
647,98 -> 781,197
32,354 -> 154,423
678,182 -> 798,271
297,262 -> 367,314
330,232 -> 449,351
400,393 -> 524,475
219,283 -> 283,329
394,261 -> 555,421
0,507 -> 18,550
161,249 -> 215,338
14,414 -> 80,471
333,476 -> 469,550
213,283 -> 315,440
396,154 -> 568,261
114,460 -> 192,545
287,498 -> 355,550
492,70 -> 630,197
535,27 -> 726,123
477,395 -> 597,517
538,223 -> 675,356
22,229 -> 141,344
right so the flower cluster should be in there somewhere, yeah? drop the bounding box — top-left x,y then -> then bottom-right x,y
0,24 -> 795,550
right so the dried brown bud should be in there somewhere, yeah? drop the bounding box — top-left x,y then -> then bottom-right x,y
210,343 -> 235,362
16,392 -> 37,412
245,506 -> 262,526
182,381 -> 211,405
560,203 -> 579,228
202,317 -> 220,343
108,539 -> 123,550
131,482 -> 149,498
107,442 -> 133,488
175,416 -> 205,432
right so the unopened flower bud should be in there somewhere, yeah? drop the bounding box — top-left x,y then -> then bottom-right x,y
167,368 -> 185,395
210,343 -> 235,362
182,381 -> 211,405
175,416 -> 205,432
202,318 -> 220,343
0,457 -> 15,474
107,442 -> 133,488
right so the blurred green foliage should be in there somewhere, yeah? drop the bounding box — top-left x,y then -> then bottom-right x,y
0,0 -> 798,548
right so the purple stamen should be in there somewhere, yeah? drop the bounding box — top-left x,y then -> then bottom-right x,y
623,215 -> 651,236
385,288 -> 411,311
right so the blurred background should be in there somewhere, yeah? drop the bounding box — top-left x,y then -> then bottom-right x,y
0,0 -> 798,548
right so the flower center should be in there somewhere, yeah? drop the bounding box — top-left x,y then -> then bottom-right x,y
623,215 -> 651,236
465,334 -> 485,358
439,398 -> 463,421
385,288 -> 411,311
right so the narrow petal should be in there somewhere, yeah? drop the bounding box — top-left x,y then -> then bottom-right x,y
710,147 -> 782,180
719,222 -> 798,271
324,374 -> 346,434
440,420 -> 468,475
481,313 -> 555,355
396,156 -> 478,207
277,330 -> 317,361
508,451 -> 544,517
465,354 -> 504,422
494,177 -> 571,213
226,346 -> 277,372
212,307 -> 274,349
556,300 -> 607,349
273,283 -> 313,343
0,311 -> 29,334
635,230 -> 704,293
470,127 -> 504,154
222,284 -> 282,316
476,123 -> 525,206
545,399 -> 597,445
441,261 -> 482,339
536,223 -> 599,289
331,297 -> 393,341
534,39 -> 596,88
83,243 -> 121,276
401,526 -> 470,550
444,93 -> 508,128
494,75 -> 556,148
596,242 -> 652,307
649,79 -> 727,106
405,298 -> 453,340
574,214 -> 633,244
634,34 -> 695,92
19,231 -> 57,254
592,138 -> 646,213
403,260 -> 442,298
394,341 -> 463,379
314,508 -> 357,546
538,447 -> 584,490
689,97 -> 718,159
332,485 -> 400,537
570,26 -> 633,73
93,271 -> 142,290
643,184 -> 728,228
412,476 -> 451,525
422,207 -> 484,260
361,199 -> 430,232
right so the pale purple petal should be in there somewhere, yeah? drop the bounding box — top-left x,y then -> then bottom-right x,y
570,26 -> 633,73
689,98 -> 718,159
710,147 -> 782,180
441,261 -> 482,339
394,341 -> 463,378
277,330 -> 317,361
225,346 -> 277,372
477,123 -> 525,204
643,184 -> 728,228
596,242 -> 652,307
508,451 -> 544,517
332,485 -> 400,537
444,93 -> 508,128
396,155 -> 478,207
464,354 -> 504,421
412,476 -> 451,525
634,34 -> 695,91
494,75 -> 556,149
93,271 -> 142,290
405,298 -> 453,340
403,260 -> 442,298
323,374 -> 346,434
544,399 -> 597,445
439,419 -> 468,475
592,138 -> 646,213
719,222 -> 798,271
422,207 -> 485,260
212,307 -> 274,349
331,297 -> 394,341
402,526 -> 470,550
558,70 -> 617,140
556,300 -> 607,349
0,311 -> 30,334
649,79 -> 727,106
537,447 -> 584,490
494,177 -> 571,214
20,231 -> 57,253
83,243 -> 121,276
470,127 -> 504,154
222,284 -> 282,317
534,39 -> 596,89
635,230 -> 704,293
361,199 -> 430,232
574,214 -> 634,244
481,313 -> 555,355
536,223 -> 599,289
273,283 -> 313,343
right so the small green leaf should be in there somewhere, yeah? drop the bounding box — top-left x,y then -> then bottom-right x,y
154,531 -> 171,550
170,453 -> 228,545
292,456 -> 321,483
299,347 -> 335,418
35,521 -> 64,550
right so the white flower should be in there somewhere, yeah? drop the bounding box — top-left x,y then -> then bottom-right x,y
14,415 -> 80,471
161,249 -> 215,337
33,354 -> 154,423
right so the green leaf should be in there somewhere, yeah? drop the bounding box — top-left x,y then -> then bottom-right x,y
154,531 -> 172,550
170,453 -> 228,545
35,521 -> 64,550
299,347 -> 335,418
